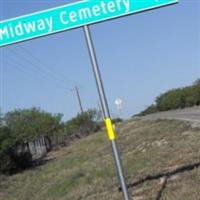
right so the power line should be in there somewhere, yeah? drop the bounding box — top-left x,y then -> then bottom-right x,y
5,55 -> 67,90
7,47 -> 72,90
4,59 -> 67,93
5,49 -> 70,90
5,63 -> 67,95
17,44 -> 74,85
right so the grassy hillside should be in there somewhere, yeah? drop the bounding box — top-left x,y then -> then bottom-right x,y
0,119 -> 200,200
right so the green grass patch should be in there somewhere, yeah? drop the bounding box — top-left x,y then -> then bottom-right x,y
0,119 -> 199,200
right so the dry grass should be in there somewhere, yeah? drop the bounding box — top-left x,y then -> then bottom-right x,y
0,119 -> 199,200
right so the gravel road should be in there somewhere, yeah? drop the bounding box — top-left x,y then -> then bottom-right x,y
141,106 -> 200,128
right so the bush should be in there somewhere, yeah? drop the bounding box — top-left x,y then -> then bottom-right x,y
65,109 -> 101,139
138,79 -> 200,116
0,126 -> 33,174
0,108 -> 64,174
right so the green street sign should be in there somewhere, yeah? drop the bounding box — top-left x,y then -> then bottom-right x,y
0,0 -> 178,47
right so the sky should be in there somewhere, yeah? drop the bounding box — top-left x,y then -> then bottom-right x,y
0,0 -> 200,121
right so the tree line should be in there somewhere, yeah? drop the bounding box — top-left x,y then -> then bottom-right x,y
138,79 -> 200,116
0,108 -> 101,174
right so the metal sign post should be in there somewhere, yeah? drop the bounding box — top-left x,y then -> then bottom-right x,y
83,25 -> 130,200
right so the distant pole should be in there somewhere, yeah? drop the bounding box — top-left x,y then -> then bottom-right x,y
72,86 -> 84,114
83,25 -> 130,200
115,98 -> 123,119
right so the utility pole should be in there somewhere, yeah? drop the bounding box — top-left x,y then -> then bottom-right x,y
72,86 -> 84,114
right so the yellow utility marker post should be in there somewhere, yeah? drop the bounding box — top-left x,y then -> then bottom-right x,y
83,25 -> 130,200
105,118 -> 116,141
